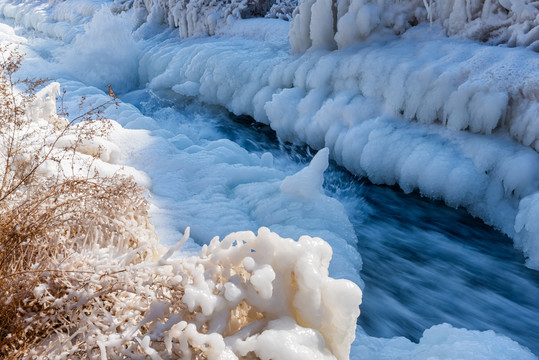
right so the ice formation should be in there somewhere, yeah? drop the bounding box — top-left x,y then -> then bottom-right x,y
1,1 -> 538,358
27,226 -> 361,359
281,147 -> 329,198
290,0 -> 539,52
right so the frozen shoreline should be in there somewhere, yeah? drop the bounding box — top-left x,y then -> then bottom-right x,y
0,0 -> 538,357
134,16 -> 539,269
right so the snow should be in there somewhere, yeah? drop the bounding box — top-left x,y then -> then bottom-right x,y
353,323 -> 537,359
290,0 -> 539,52
1,0 -> 538,358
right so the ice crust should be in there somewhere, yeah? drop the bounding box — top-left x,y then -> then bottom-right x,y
1,1 -> 538,358
290,0 -> 539,52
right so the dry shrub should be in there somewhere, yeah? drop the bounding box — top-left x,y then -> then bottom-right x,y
0,45 -> 157,358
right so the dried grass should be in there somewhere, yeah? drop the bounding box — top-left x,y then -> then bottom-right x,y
0,45 -> 156,358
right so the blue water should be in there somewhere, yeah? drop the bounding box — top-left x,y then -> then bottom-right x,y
132,91 -> 539,355
324,168 -> 539,355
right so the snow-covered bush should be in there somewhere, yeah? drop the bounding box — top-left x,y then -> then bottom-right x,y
133,0 -> 248,36
0,45 -> 161,356
290,0 -> 539,52
266,0 -> 298,20
119,0 -> 271,37
21,227 -> 361,359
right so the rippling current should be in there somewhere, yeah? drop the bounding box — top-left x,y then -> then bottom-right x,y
131,90 -> 539,356
327,168 -> 539,355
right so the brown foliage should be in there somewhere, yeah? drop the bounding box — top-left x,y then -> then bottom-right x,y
0,45 -> 151,358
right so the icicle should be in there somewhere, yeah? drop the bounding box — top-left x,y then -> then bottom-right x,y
423,0 -> 433,24
158,227 -> 190,265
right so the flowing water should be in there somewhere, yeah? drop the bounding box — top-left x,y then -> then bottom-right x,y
325,168 -> 539,355
133,91 -> 539,355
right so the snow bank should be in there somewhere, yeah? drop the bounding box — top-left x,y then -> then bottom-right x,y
0,79 -> 128,182
290,0 -> 539,52
353,323 -> 537,359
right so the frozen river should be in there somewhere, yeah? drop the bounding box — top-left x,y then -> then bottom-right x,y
134,91 -> 539,355
0,0 -> 537,356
